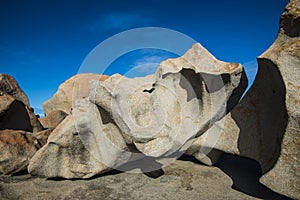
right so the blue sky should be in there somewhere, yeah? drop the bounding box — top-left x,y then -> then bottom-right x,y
0,0 -> 289,114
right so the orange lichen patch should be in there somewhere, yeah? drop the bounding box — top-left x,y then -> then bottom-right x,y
279,39 -> 300,56
223,63 -> 240,72
43,74 -> 111,115
32,128 -> 53,147
287,82 -> 300,90
99,75 -> 110,81
71,74 -> 112,102
0,130 -> 37,148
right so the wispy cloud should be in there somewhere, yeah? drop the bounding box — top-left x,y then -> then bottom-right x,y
0,43 -> 38,66
125,55 -> 168,78
0,44 -> 31,58
90,12 -> 154,32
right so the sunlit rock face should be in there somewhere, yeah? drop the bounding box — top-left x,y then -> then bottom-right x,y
1,2 -> 299,198
28,43 -> 247,178
28,115 -> 112,179
43,74 -> 109,115
90,43 -> 247,160
38,110 -> 68,129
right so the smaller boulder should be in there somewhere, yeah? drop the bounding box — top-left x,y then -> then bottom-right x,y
28,115 -> 110,179
38,110 -> 68,129
43,74 -> 109,115
0,130 -> 39,174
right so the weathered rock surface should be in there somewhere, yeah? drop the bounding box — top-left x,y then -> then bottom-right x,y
29,43 -> 247,178
187,0 -> 300,199
0,74 -> 30,106
43,74 -> 109,115
28,115 -> 111,179
258,1 -> 300,198
1,2 -> 298,199
0,130 -> 40,175
38,110 -> 68,129
90,43 -> 247,164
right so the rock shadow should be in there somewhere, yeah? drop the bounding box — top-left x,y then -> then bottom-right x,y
232,58 -> 288,174
116,156 -> 164,179
178,68 -> 247,113
0,100 -> 32,132
215,153 -> 293,200
218,58 -> 290,199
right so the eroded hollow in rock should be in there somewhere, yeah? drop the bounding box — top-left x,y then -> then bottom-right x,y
0,100 -> 32,132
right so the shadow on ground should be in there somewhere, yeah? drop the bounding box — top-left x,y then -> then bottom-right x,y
43,153 -> 294,199
215,153 -> 293,200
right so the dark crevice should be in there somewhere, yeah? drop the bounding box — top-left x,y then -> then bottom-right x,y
281,15 -> 300,37
144,169 -> 164,178
201,72 -> 231,93
178,154 -> 204,165
12,169 -> 29,176
177,68 -> 233,102
127,143 -> 142,153
143,88 -> 155,93
226,69 -> 248,113
97,105 -> 114,124
179,69 -> 204,101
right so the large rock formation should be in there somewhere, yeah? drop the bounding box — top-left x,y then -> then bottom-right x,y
1,2 -> 298,199
258,1 -> 300,198
28,43 -> 247,178
187,0 -> 300,198
90,43 -> 247,163
43,74 -> 109,115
